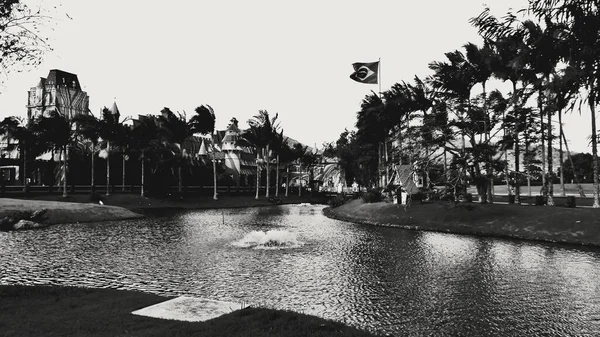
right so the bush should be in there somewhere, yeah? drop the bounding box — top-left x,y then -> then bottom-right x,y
328,194 -> 349,208
361,189 -> 382,203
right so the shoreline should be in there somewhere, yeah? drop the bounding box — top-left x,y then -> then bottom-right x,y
0,194 -> 326,227
323,199 -> 600,249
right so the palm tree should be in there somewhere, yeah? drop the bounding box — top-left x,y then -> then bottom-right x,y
240,124 -> 263,199
291,143 -> 308,196
429,49 -> 478,199
73,113 -> 101,194
246,110 -> 280,198
189,105 -> 216,199
355,92 -> 386,187
0,116 -> 36,191
98,105 -> 127,196
131,115 -> 160,197
158,107 -> 191,195
31,111 -> 74,197
464,41 -> 497,203
271,130 -> 285,197
528,0 -> 600,207
278,141 -> 295,197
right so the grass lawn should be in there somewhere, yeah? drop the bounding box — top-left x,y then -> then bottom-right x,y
0,285 -> 379,337
326,199 -> 600,247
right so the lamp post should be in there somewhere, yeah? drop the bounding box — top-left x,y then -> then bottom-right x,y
212,153 -> 218,200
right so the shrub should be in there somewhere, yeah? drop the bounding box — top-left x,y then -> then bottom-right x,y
361,189 -> 382,203
328,194 -> 349,208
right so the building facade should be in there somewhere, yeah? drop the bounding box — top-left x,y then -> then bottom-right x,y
27,69 -> 90,121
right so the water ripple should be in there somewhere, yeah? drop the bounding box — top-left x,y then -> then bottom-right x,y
1,204 -> 600,336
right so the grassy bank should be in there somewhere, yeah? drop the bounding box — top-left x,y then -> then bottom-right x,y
0,285 -> 377,337
0,193 -> 326,226
325,199 -> 600,247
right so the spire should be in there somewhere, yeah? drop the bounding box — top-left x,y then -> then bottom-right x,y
110,100 -> 120,116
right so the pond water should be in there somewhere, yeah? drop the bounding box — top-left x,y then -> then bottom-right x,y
1,204 -> 600,336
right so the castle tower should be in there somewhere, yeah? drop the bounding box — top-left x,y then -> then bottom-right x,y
27,69 -> 90,122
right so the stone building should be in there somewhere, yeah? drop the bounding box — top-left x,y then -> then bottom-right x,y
26,69 -> 90,121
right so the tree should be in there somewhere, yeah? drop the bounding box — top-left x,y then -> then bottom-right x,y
240,123 -> 264,200
246,110 -> 280,198
0,0 -> 51,80
98,106 -> 127,196
190,105 -> 216,198
131,116 -> 160,197
31,111 -> 74,197
73,113 -> 101,193
0,116 -> 38,190
529,0 -> 600,207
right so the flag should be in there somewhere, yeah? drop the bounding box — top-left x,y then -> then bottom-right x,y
350,61 -> 379,84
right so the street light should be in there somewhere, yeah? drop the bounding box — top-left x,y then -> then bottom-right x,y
209,138 -> 222,201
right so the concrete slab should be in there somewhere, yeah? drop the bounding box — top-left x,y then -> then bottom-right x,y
131,296 -> 244,322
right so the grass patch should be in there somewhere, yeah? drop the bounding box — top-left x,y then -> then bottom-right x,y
326,199 -> 600,247
0,285 -> 379,337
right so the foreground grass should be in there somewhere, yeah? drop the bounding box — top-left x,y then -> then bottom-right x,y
0,285 -> 378,337
326,199 -> 600,247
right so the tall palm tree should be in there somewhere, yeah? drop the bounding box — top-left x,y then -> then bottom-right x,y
131,115 -> 160,197
464,41 -> 497,203
189,105 -> 216,198
0,116 -> 37,191
73,113 -> 101,194
271,130 -> 285,197
528,0 -> 600,207
355,92 -> 386,187
98,106 -> 127,196
240,124 -> 263,199
158,107 -> 191,195
247,110 -> 280,198
31,111 -> 74,197
292,143 -> 308,196
429,49 -> 478,199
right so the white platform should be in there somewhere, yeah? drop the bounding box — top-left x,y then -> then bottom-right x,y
131,296 -> 243,322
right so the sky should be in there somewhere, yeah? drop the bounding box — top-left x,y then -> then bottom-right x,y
0,0 -> 594,153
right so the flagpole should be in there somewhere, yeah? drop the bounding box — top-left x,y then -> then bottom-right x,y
378,57 -> 382,97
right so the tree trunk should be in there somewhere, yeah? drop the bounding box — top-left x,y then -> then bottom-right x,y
265,144 -> 270,197
384,137 -> 389,186
562,128 -> 586,198
559,110 -> 565,196
547,101 -> 554,206
122,155 -> 126,192
540,88 -> 547,199
512,81 -> 520,204
106,141 -> 110,196
178,165 -> 183,194
285,165 -> 289,197
483,82 -> 493,204
91,143 -> 95,193
377,142 -> 381,188
62,145 -> 68,198
255,150 -> 260,200
589,90 -> 600,208
141,150 -> 145,197
503,109 -> 510,197
213,155 -> 218,200
275,154 -> 280,197
22,143 -> 27,192
298,162 -> 302,197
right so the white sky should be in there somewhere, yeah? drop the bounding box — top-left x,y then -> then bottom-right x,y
0,0 -> 594,153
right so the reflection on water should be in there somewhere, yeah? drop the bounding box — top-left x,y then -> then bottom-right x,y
1,204 -> 600,336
